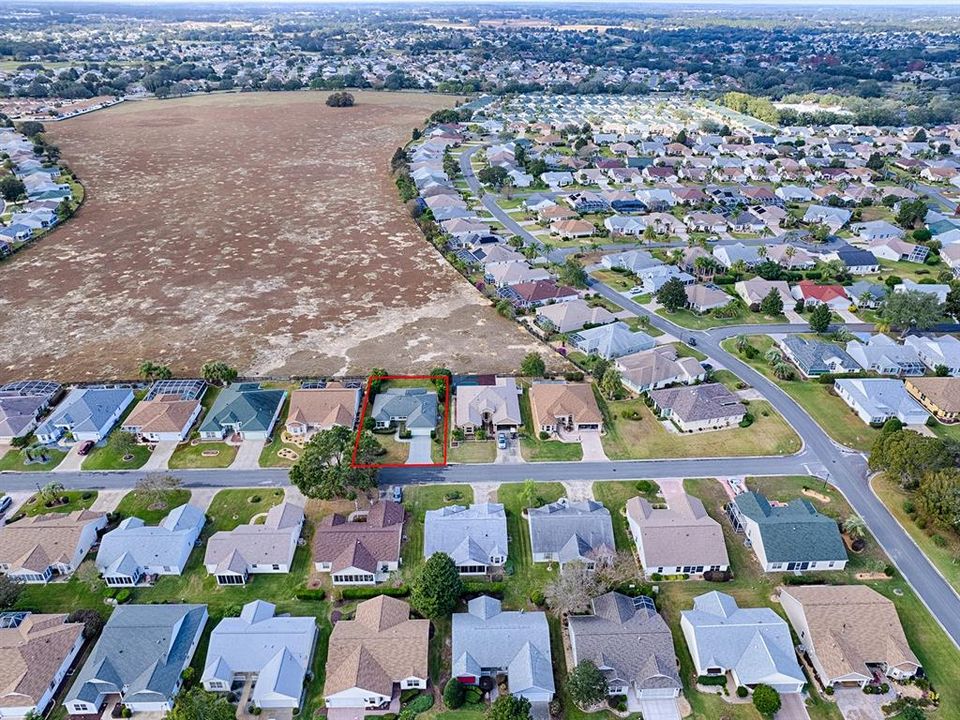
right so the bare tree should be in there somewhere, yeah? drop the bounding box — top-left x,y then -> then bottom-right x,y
135,473 -> 182,506
544,561 -> 598,616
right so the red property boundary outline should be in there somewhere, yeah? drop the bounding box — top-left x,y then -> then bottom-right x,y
351,375 -> 450,468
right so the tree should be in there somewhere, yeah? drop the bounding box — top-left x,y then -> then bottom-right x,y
66,608 -> 106,639
16,120 -> 44,137
430,367 -> 452,400
520,353 -> 546,377
412,552 -> 463,619
772,362 -> 795,380
759,288 -> 784,317
865,152 -> 884,171
369,367 -> 388,394
599,367 -> 623,400
735,334 -> 749,353
809,223 -> 831,243
808,303 -> 831,334
869,429 -> 954,490
135,473 -> 182,506
443,679 -> 466,710
0,574 -> 23,610
477,165 -> 509,190
520,478 -> 540,509
138,361 -> 172,381
325,91 -> 355,107
945,284 -> 960,322
895,199 -> 928,230
879,290 -> 944,332
38,481 -> 64,505
752,684 -> 781,716
168,687 -> 235,720
289,425 -> 380,499
567,660 -> 608,708
842,514 -> 867,540
915,469 -> 960,533
543,560 -> 597,615
488,695 -> 531,720
200,361 -> 238,386
0,175 -> 26,201
107,430 -> 137,457
559,258 -> 588,289
656,277 -> 688,313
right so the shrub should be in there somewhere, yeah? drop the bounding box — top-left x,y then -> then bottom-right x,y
903,499 -> 916,515
916,517 -> 927,530
932,534 -> 947,548
635,480 -> 654,493
121,707 -> 132,718
698,675 -> 728,686
703,569 -> 732,582
400,693 -> 434,720
539,431 -> 550,440
739,413 -> 755,429
737,686 -> 749,698
462,580 -> 505,596
443,679 -> 466,710
248,495 -> 261,503
650,573 -> 663,581
824,686 -> 834,696
607,695 -> 627,711
752,684 -> 781,716
295,589 -> 326,601
115,589 -> 131,604
529,590 -> 545,606
464,687 -> 484,705
341,586 -> 409,600
564,371 -> 585,382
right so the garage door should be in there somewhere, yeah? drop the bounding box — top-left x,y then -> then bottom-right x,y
639,688 -> 680,699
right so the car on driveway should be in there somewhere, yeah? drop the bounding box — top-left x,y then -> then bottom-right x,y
497,433 -> 507,449
392,485 -> 403,503
0,495 -> 12,516
77,440 -> 94,456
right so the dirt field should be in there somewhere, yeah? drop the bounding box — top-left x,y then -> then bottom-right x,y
0,91 -> 556,382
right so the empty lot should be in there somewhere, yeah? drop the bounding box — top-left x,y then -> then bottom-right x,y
0,91 -> 550,381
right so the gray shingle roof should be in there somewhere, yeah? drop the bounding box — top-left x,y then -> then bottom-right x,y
423,503 -> 508,565
370,388 -> 438,429
96,505 -> 205,577
734,492 -> 847,563
527,500 -> 615,562
199,383 -> 285,434
66,604 -> 207,707
36,387 -> 132,438
649,383 -> 744,423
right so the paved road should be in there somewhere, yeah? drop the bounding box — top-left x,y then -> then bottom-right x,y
588,278 -> 960,647
917,181 -> 958,213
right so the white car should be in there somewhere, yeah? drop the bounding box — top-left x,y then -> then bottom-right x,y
0,495 -> 12,516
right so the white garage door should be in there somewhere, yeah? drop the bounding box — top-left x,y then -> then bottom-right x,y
639,687 -> 680,699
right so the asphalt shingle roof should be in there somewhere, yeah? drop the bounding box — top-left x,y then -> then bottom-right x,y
733,492 -> 847,564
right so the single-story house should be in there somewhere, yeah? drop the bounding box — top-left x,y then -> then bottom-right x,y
601,249 -> 661,273
727,491 -> 848,573
571,321 -> 656,359
423,503 -> 508,574
528,382 -> 603,434
905,377 -> 960,424
791,280 -> 849,310
64,604 -> 208,716
95,504 -> 205,587
455,377 -> 522,435
649,384 -> 745,433
500,280 -> 579,309
198,383 -> 286,441
781,585 -> 921,688
803,205 -> 851,232
121,395 -> 202,443
847,280 -> 889,309
568,593 -> 682,702
527,499 -> 616,568
452,596 -> 555,703
778,336 -> 860,377
313,502 -> 404,585
0,510 -> 107,584
551,219 -> 596,239
734,278 -> 792,310
626,493 -> 729,576
370,388 -> 438,435
324,596 -> 429,709
616,346 -> 705,394
536,298 -> 616,334
285,383 -> 361,438
851,220 -> 904,243
0,380 -> 60,443
685,284 -> 733,314
834,378 -> 930,426
204,503 -> 304,585
869,238 -> 929,264
831,247 -> 880,275
634,265 -> 695,294
845,334 -> 925,376
681,591 -> 806,694
894,280 -> 951,303
713,243 -> 761,269
904,334 -> 960,376
0,613 -> 85,719
202,600 -> 317,709
35,387 -> 135,444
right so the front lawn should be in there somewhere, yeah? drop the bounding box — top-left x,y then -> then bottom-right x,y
593,479 -> 663,553
168,439 -> 238,469
205,488 -> 286,533
446,439 -> 497,464
721,336 -> 880,451
259,395 -> 299,467
81,442 -> 151,471
0,447 -> 66,471
114,488 -> 192,524
19,490 -> 97,517
518,389 -> 584,462
373,430 -> 410,464
656,305 -> 777,330
590,268 -> 635,292
598,396 -> 800,460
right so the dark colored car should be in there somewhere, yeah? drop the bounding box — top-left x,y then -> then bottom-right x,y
77,440 -> 95,456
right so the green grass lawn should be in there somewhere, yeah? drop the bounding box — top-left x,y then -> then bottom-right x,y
598,395 -> 800,460
400,485 -> 475,578
18,490 -> 98,517
373,430 -> 410,464
206,488 -> 285,532
586,294 -> 624,313
0,447 -> 66,471
872,474 -> 960,592
593,479 -> 663,553
168,439 -> 238,469
259,395 -> 299,467
657,306 -> 776,330
81,442 -> 151,471
497,481 -> 565,608
621,315 -> 664,336
518,389 -> 584,462
446,440 -> 497,463
675,341 -> 708,362
590,269 -> 635,292
721,336 -> 880,451
113,488 -> 192,524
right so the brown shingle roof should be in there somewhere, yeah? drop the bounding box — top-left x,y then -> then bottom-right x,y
286,386 -> 360,431
626,495 -> 729,569
313,502 -> 404,569
324,596 -> 429,698
782,585 -> 920,681
906,377 -> 960,414
528,382 -> 602,429
0,614 -> 83,708
122,395 -> 200,434
0,510 -> 104,573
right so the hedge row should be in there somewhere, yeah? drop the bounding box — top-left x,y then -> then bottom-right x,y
340,585 -> 410,600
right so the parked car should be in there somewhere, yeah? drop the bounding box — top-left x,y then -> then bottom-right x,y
0,495 -> 12,516
77,440 -> 94,456
392,485 -> 403,503
687,337 -> 698,347
497,433 -> 507,449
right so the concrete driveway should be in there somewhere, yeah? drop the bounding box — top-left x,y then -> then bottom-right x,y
407,435 -> 433,464
495,436 -> 523,463
89,490 -> 126,514
775,693 -> 811,720
53,444 -> 87,472
834,688 -> 885,720
637,698 -> 680,720
229,439 -> 266,470
142,441 -> 178,471
580,431 -> 608,461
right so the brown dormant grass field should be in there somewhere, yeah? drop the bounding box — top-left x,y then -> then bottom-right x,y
0,91 -> 555,382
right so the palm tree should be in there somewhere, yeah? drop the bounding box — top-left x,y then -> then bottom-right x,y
730,259 -> 748,279
764,348 -> 783,364
757,245 -> 768,260
735,334 -> 749,352
772,362 -> 794,380
668,248 -> 684,266
784,245 -> 797,265
843,514 -> 867,541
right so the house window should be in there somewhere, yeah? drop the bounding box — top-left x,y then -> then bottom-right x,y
272,564 -> 281,570
217,574 -> 245,585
